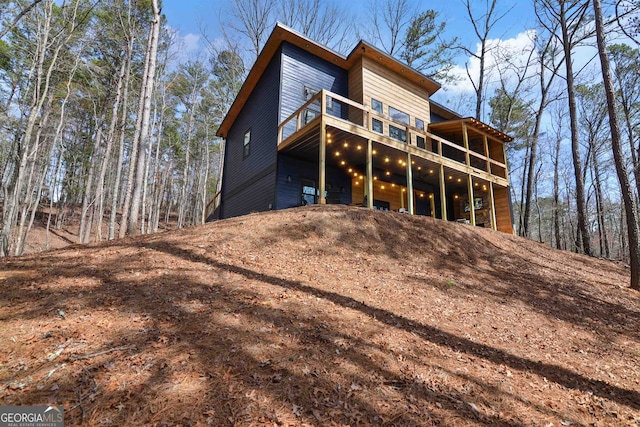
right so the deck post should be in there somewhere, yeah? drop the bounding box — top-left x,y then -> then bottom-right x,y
319,119 -> 327,204
406,152 -> 414,214
483,135 -> 491,174
489,182 -> 497,230
439,164 -> 447,220
366,139 -> 373,208
429,195 -> 435,217
462,122 -> 470,167
467,175 -> 476,226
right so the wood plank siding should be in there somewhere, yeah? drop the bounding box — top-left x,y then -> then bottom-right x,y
361,56 -> 430,129
493,186 -> 514,234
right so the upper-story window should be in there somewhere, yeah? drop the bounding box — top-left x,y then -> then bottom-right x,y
389,124 -> 407,143
389,106 -> 409,125
303,85 -> 318,100
415,118 -> 425,131
243,129 -> 251,158
371,98 -> 383,115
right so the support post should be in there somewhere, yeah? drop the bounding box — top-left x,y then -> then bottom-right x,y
467,175 -> 476,226
483,135 -> 491,174
439,164 -> 447,220
319,119 -> 327,204
489,182 -> 497,231
429,195 -> 435,217
366,139 -> 373,208
406,153 -> 414,214
462,122 -> 471,167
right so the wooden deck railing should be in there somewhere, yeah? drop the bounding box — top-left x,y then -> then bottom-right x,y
277,89 -> 508,179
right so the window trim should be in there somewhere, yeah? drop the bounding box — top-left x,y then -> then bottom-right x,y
243,128 -> 251,159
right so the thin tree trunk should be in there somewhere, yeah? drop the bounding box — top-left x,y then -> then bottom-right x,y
127,0 -> 161,236
593,0 -> 640,289
560,2 -> 592,256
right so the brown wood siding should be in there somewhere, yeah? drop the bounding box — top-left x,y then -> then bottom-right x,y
361,57 -> 430,126
348,58 -> 364,126
493,186 -> 513,234
352,178 -> 431,212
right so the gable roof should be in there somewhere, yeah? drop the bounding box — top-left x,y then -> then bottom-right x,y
216,23 -> 442,138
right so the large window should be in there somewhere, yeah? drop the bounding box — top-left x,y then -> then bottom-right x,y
243,129 -> 251,158
389,106 -> 409,125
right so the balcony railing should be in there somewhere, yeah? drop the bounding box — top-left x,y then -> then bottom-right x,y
277,89 -> 508,180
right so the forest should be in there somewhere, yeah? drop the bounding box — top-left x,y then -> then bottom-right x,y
0,0 -> 639,285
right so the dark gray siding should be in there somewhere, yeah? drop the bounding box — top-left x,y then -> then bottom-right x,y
276,154 -> 352,209
220,49 -> 282,219
280,42 -> 348,122
430,111 -> 448,123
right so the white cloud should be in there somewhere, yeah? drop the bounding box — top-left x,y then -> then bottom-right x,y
443,30 -> 538,95
182,33 -> 201,53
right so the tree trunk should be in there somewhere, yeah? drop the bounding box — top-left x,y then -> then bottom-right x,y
127,0 -> 161,236
560,2 -> 592,256
593,0 -> 640,289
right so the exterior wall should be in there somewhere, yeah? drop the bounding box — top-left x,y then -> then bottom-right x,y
220,48 -> 282,218
347,57 -> 364,125
280,42 -> 349,122
276,154 -> 352,209
493,186 -> 514,234
429,111 -> 449,123
360,56 -> 430,126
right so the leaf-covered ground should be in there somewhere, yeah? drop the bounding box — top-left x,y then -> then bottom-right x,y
1,205 -> 639,426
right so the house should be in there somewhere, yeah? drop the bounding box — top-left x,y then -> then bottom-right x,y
211,23 -> 514,234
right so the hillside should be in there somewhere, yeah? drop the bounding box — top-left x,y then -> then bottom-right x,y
1,205 -> 639,426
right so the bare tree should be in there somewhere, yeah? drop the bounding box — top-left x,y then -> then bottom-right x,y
278,0 -> 351,51
460,0 -> 513,120
535,0 -> 592,255
593,0 -> 640,290
228,0 -> 275,62
127,0 -> 161,236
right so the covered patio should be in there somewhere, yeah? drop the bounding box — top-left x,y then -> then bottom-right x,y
277,90 -> 513,233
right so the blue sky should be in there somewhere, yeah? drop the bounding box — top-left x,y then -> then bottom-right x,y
161,0 -> 536,57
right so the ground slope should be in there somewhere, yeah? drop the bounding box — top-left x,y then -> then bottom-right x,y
1,205 -> 639,426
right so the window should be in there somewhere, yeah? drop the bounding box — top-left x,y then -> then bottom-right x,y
371,98 -> 383,115
389,124 -> 407,143
301,179 -> 318,205
303,85 -> 318,101
416,135 -> 426,149
303,109 -> 317,124
372,118 -> 383,133
388,106 -> 409,125
415,118 -> 425,131
243,129 -> 251,158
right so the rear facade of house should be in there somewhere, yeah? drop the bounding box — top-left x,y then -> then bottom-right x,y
211,24 -> 514,234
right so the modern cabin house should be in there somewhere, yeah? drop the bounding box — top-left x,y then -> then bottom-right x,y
211,23 -> 514,234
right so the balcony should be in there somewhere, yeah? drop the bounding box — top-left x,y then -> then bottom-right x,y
277,89 -> 510,186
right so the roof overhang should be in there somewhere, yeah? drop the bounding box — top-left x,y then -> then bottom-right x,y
429,118 -> 513,143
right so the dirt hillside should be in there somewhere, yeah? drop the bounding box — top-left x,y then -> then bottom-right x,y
1,205 -> 639,426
